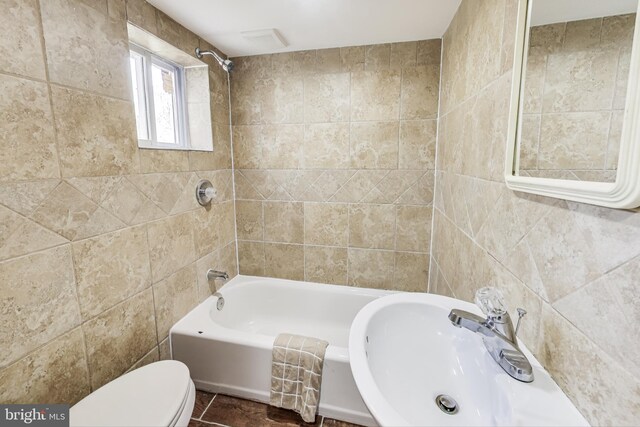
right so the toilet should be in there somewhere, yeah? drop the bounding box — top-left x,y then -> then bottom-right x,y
70,360 -> 196,427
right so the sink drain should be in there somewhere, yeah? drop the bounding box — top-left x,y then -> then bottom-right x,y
435,394 -> 459,415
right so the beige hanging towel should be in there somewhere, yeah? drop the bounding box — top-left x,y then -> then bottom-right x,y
270,333 -> 329,423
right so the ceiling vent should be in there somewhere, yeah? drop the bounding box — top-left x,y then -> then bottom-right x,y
240,29 -> 288,50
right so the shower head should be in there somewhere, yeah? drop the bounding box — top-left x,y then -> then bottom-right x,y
195,47 -> 234,73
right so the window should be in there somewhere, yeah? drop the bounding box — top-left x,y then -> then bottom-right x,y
129,44 -> 189,149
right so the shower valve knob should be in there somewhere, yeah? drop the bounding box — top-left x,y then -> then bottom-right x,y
196,180 -> 216,206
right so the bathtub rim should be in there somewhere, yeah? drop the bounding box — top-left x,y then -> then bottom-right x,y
170,274 -> 398,361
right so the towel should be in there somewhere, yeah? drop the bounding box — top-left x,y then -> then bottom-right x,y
270,333 -> 329,423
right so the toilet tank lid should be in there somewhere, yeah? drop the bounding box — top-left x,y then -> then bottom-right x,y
70,360 -> 192,427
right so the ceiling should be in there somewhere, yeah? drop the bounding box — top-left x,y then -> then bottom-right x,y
147,0 -> 462,57
531,0 -> 638,26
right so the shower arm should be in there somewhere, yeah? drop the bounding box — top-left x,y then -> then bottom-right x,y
195,47 -> 234,73
195,47 -> 224,63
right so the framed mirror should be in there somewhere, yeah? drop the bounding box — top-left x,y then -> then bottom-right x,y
506,0 -> 640,208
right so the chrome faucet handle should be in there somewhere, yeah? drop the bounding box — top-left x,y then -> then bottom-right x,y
474,287 -> 507,321
514,308 -> 527,336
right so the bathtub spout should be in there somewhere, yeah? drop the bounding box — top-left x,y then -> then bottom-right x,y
207,269 -> 229,281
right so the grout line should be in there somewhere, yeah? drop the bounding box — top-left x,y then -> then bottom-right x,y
427,37 -> 445,294
261,200 -> 267,274
233,240 -> 429,255
63,228 -> 94,388
302,202 -> 307,281
198,393 -> 218,421
145,221 -> 162,349
0,69 -> 132,104
226,72 -> 240,275
192,418 -> 229,427
346,196 -> 351,285
33,0 -> 65,187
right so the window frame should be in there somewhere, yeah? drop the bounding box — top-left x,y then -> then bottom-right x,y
129,43 -> 190,150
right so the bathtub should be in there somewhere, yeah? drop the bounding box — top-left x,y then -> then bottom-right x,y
170,275 -> 394,426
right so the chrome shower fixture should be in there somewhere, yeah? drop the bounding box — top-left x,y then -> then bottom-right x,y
195,47 -> 234,72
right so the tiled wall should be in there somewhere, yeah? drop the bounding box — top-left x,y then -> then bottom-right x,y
431,0 -> 640,424
0,0 -> 236,404
520,15 -> 635,181
230,42 -> 441,291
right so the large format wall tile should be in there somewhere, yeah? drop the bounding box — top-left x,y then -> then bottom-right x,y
236,200 -> 264,240
156,10 -> 198,52
350,70 -> 401,121
0,329 -> 90,405
538,305 -> 640,425
0,0 -> 46,79
365,44 -> 391,71
0,205 -> 67,262
153,264 -> 198,340
83,289 -> 157,390
543,50 -> 617,113
126,0 -> 158,33
350,121 -> 399,169
0,74 -> 59,182
0,246 -> 80,368
349,204 -> 396,250
394,252 -> 429,292
400,65 -> 440,119
139,150 -> 190,173
538,112 -> 610,170
40,0 -> 131,100
51,86 -> 139,177
31,182 -> 125,241
264,243 -> 304,280
238,240 -> 265,276
553,255 -> 640,379
399,120 -> 437,170
303,123 -> 350,169
305,246 -> 348,285
147,212 -> 196,282
263,201 -> 304,244
348,248 -> 395,289
193,202 -> 228,257
396,205 -> 432,252
72,226 -> 151,320
304,73 -> 350,123
263,124 -> 304,169
304,203 -> 348,246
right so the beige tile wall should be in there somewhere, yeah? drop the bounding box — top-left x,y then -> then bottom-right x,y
230,41 -> 441,291
519,15 -> 635,182
432,0 -> 640,424
0,0 -> 236,404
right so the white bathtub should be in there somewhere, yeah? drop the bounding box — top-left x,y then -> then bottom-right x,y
170,275 -> 394,426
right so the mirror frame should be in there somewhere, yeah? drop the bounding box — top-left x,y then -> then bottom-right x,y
505,0 -> 640,209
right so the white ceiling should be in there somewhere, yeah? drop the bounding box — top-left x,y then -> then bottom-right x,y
146,0 -> 462,57
531,0 -> 638,26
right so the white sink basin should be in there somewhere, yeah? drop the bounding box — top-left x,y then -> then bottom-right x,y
349,293 -> 589,427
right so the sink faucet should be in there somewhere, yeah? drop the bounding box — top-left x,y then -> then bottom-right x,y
448,288 -> 533,383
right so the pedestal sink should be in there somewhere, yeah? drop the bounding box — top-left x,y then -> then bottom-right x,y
348,293 -> 589,427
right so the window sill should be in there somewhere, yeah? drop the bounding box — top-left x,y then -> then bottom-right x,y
138,142 -> 213,152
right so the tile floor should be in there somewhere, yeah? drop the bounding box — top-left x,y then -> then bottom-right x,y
188,391 -> 363,427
